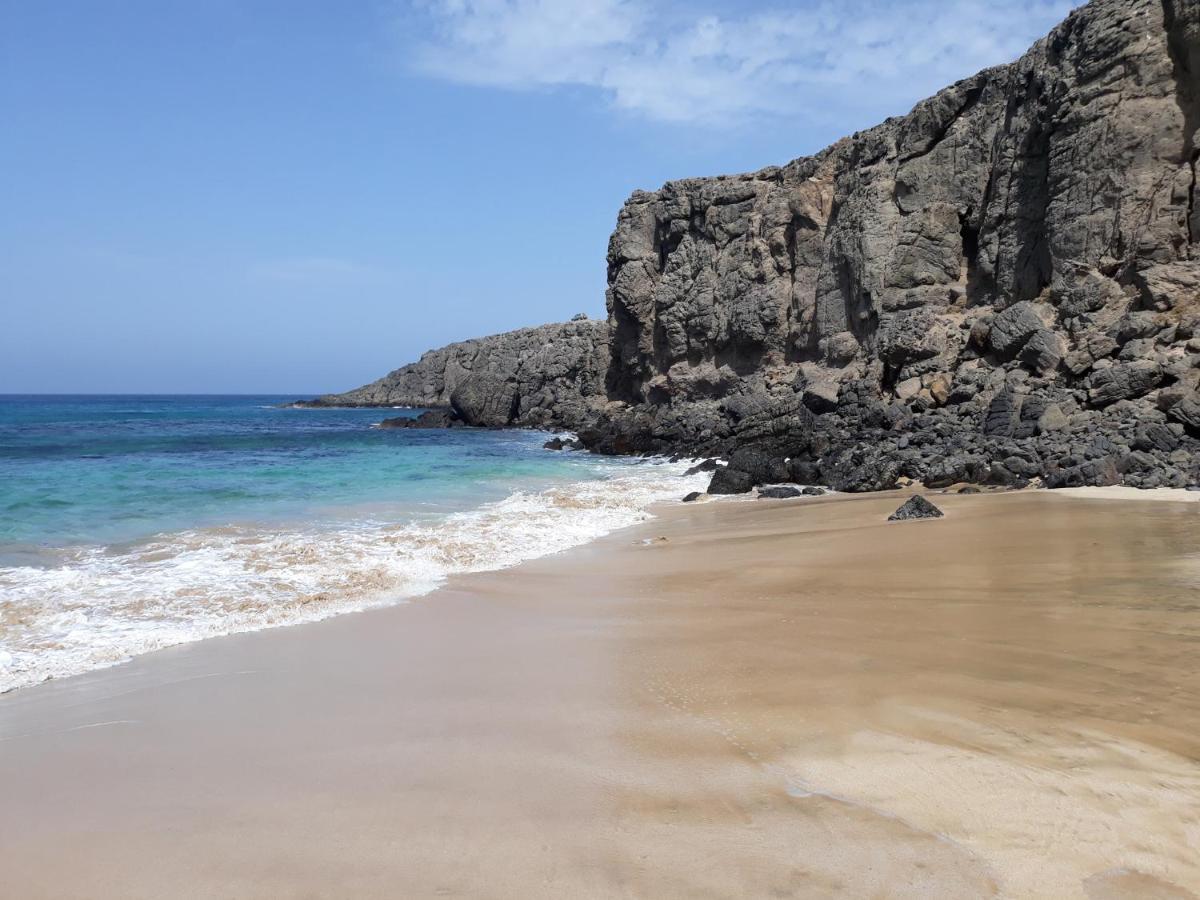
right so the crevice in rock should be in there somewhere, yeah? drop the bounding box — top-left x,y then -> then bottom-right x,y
897,83 -> 986,165
959,210 -> 982,300
1188,149 -> 1198,248
654,219 -> 685,273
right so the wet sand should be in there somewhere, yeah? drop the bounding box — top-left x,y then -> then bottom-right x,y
2,490 -> 1198,898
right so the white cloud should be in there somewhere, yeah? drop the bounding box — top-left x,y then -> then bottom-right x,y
404,0 -> 1082,126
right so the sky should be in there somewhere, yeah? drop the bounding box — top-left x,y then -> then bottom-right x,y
1,0 -> 1080,394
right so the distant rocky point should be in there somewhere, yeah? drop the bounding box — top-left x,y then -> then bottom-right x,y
307,0 -> 1200,495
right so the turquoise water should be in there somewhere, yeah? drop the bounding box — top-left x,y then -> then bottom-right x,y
0,395 -> 618,552
0,396 -> 705,691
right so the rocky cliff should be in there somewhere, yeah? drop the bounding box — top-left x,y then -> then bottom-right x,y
590,0 -> 1200,491
315,0 -> 1200,493
304,317 -> 608,430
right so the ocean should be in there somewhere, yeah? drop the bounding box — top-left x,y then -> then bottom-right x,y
0,395 -> 707,692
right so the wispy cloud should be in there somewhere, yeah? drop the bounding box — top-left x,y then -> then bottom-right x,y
404,0 -> 1081,126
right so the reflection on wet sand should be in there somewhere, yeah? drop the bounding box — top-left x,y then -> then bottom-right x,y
616,491 -> 1200,897
0,490 -> 1196,898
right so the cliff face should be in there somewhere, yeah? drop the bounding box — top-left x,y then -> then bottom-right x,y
593,0 -> 1200,490
315,0 -> 1200,492
307,318 -> 609,430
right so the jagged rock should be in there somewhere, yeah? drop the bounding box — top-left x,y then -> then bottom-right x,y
989,303 -> 1045,360
802,380 -> 840,413
302,319 -> 609,429
378,409 -> 462,429
888,496 -> 944,521
726,447 -> 789,484
801,486 -> 825,496
928,374 -> 952,406
1087,361 -> 1163,407
1037,404 -> 1069,434
1134,423 -> 1180,453
543,437 -> 568,450
1166,392 -> 1200,433
309,0 -> 1200,496
683,458 -> 718,476
707,467 -> 755,495
983,390 -> 1022,437
758,486 -> 802,499
1019,329 -> 1063,375
1045,457 -> 1121,488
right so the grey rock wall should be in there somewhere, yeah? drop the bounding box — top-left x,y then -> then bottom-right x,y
304,318 -> 609,430
311,0 -> 1200,492
595,0 -> 1200,490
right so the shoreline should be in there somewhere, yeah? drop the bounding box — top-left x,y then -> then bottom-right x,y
2,487 -> 1198,897
4,481 -> 1195,696
0,454 -> 710,694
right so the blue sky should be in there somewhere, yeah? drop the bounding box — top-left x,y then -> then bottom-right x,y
1,0 -> 1078,393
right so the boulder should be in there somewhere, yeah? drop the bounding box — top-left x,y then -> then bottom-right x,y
888,496 -> 944,521
707,467 -> 755,495
758,486 -> 803,499
988,303 -> 1044,359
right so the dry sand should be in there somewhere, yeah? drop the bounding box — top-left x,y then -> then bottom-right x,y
1,489 -> 1198,899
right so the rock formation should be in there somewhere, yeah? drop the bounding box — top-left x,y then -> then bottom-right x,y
312,0 -> 1200,493
302,318 -> 609,431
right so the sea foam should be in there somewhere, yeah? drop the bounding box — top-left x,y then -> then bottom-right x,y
0,458 -> 709,692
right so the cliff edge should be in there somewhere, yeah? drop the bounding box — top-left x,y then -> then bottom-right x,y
315,0 -> 1200,492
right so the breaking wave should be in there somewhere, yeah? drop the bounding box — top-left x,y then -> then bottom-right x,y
0,459 -> 708,692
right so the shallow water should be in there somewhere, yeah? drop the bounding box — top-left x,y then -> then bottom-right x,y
0,395 -> 706,690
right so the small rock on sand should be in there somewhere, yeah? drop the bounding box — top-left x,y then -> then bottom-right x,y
888,495 -> 944,521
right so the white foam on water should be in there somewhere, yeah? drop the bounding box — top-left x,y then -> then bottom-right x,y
0,459 -> 710,692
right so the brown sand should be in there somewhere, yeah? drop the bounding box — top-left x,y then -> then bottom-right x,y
1,490 -> 1198,898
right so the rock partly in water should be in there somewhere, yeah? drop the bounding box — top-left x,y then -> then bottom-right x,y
707,467 -> 755,495
682,491 -> 703,503
758,486 -> 803,499
378,409 -> 463,429
304,319 -> 609,430
888,496 -> 945,521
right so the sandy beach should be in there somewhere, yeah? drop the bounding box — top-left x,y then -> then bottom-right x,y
2,488 -> 1199,899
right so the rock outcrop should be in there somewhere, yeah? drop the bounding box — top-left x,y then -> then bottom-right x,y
591,0 -> 1200,491
311,0 -> 1200,493
303,319 -> 609,430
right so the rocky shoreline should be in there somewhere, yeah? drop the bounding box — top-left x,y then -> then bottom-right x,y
306,0 -> 1200,496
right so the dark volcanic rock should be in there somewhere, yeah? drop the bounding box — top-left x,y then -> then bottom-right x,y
543,437 -> 568,450
682,491 -> 703,503
888,496 -> 944,521
378,409 -> 462,429
310,0 -> 1200,497
758,486 -> 803,499
707,467 -> 755,495
305,319 -> 609,430
684,458 -> 718,476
